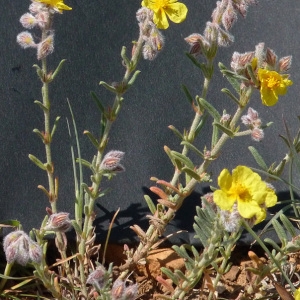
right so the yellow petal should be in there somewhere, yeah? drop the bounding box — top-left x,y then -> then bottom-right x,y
213,190 -> 235,210
153,9 -> 169,29
164,2 -> 188,24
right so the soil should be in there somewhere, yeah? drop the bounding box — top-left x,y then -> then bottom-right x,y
103,244 -> 300,300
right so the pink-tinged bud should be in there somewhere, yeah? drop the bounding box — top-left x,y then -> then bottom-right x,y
241,107 -> 262,128
265,48 -> 277,68
35,11 -> 50,28
20,13 -> 38,29
136,7 -> 153,23
204,22 -> 218,43
29,2 -> 46,14
279,56 -> 292,72
44,212 -> 72,232
211,1 -> 225,24
28,240 -> 43,263
220,112 -> 231,124
17,31 -> 37,49
231,51 -> 255,72
111,279 -> 125,300
222,2 -> 237,31
184,33 -> 209,56
142,43 -> 158,61
3,230 -> 42,266
201,193 -> 217,212
100,150 -> 125,172
86,264 -> 107,290
37,34 -> 54,60
123,283 -> 138,300
216,26 -> 234,47
251,127 -> 264,142
233,0 -> 257,18
149,28 -> 164,51
255,43 -> 266,68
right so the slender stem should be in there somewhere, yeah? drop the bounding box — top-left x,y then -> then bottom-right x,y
0,263 -> 13,291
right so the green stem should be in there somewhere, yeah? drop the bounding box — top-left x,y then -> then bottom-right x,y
0,263 -> 13,291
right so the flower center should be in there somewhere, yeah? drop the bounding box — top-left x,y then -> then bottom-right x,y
266,75 -> 280,89
151,0 -> 169,9
231,183 -> 251,202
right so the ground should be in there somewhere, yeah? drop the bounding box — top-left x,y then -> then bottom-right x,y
104,244 -> 300,300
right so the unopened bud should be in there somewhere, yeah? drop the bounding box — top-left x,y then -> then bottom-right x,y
279,56 -> 292,72
149,28 -> 164,51
17,31 -> 37,49
111,279 -> 125,300
29,2 -> 45,14
123,283 -> 139,300
241,107 -> 261,128
3,230 -> 42,266
231,51 -> 255,72
143,43 -> 158,61
220,205 -> 242,232
221,2 -> 237,30
44,212 -> 72,232
87,264 -> 107,290
265,48 -> 277,68
37,34 -> 54,60
251,127 -> 264,142
20,13 -> 38,29
100,150 -> 125,172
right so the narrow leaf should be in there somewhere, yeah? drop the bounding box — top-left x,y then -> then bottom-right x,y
51,116 -> 61,138
213,122 -> 234,137
181,84 -> 194,105
144,195 -> 156,215
28,154 -> 46,170
170,151 -> 194,169
279,213 -> 296,238
198,97 -> 221,121
34,100 -> 49,113
90,91 -> 105,114
83,130 -> 99,149
181,167 -> 201,181
248,146 -> 268,170
51,59 -> 66,81
99,81 -> 117,93
221,88 -> 240,105
181,141 -> 204,158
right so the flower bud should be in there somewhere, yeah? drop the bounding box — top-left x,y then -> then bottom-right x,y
17,31 -> 37,49
100,150 -> 125,172
37,34 -> 54,60
279,56 -> 292,72
220,205 -> 242,233
251,127 -> 264,142
3,230 -> 42,266
86,264 -> 107,290
265,47 -> 277,68
111,279 -> 125,300
221,2 -> 237,30
20,13 -> 38,29
44,212 -> 72,232
241,107 -> 261,128
142,43 -> 158,61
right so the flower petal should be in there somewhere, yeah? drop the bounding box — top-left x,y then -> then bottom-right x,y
153,9 -> 169,29
164,3 -> 188,24
213,190 -> 235,210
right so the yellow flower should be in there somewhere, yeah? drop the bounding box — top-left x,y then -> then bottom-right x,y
141,0 -> 188,29
35,0 -> 72,12
213,166 -> 277,224
295,288 -> 300,300
257,69 -> 293,106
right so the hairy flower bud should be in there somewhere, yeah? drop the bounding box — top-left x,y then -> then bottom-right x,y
37,34 -> 54,60
241,107 -> 261,128
279,56 -> 292,72
3,230 -> 42,265
100,150 -> 125,172
222,1 -> 237,30
220,205 -> 242,233
251,127 -> 264,142
86,264 -> 107,290
20,13 -> 38,29
17,31 -> 37,49
44,212 -> 72,232
231,51 -> 254,72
